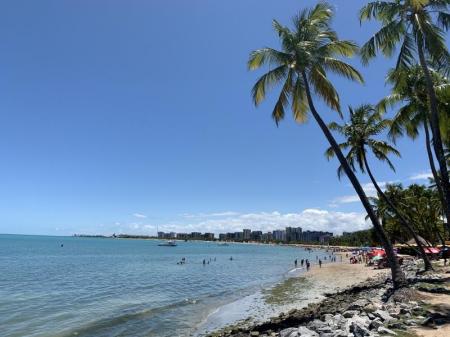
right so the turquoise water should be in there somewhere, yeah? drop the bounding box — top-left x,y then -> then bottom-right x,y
0,235 -> 328,337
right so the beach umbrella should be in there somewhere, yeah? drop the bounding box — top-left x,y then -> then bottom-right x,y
372,256 -> 383,261
371,249 -> 386,256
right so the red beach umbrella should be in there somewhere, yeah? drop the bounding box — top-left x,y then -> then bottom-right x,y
371,249 -> 386,257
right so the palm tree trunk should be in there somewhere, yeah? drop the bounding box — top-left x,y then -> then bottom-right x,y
301,71 -> 407,288
424,120 -> 450,235
417,42 -> 450,231
362,154 -> 433,271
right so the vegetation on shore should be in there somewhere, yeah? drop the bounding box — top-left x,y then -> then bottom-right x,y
248,0 -> 449,289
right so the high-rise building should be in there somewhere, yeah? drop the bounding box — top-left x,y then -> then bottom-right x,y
243,229 -> 251,240
285,227 -> 302,242
272,230 -> 286,242
251,231 -> 262,241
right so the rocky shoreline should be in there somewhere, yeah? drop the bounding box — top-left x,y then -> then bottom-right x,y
207,261 -> 450,337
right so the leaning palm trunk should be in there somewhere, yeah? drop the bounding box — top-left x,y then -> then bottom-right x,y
424,120 -> 450,235
417,43 -> 450,230
301,72 -> 406,288
362,154 -> 433,271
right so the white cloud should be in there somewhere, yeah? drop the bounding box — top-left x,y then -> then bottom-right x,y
155,209 -> 370,235
133,213 -> 147,218
330,181 -> 391,206
409,171 -> 433,181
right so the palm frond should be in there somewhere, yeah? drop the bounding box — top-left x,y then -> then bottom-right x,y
251,65 -> 288,106
309,66 -> 341,114
360,19 -> 405,65
322,58 -> 364,83
396,34 -> 416,69
248,48 -> 290,70
291,77 -> 309,123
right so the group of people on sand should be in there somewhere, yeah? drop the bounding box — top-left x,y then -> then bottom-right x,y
294,258 -> 311,271
294,252 -> 341,271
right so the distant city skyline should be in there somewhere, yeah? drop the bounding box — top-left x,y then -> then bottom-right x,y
0,0 -> 436,236
156,225 -> 333,244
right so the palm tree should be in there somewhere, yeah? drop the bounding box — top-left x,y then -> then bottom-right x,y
248,3 -> 406,288
360,0 -> 450,225
378,65 -> 450,234
325,104 -> 433,270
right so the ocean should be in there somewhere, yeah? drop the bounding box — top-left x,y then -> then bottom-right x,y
0,234 -> 331,337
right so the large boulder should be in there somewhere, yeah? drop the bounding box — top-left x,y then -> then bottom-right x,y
369,318 -> 383,330
373,310 -> 394,322
297,326 -> 319,337
343,311 -> 360,318
280,328 -> 298,337
350,322 -> 371,337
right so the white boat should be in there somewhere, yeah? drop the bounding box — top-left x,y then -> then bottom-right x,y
158,240 -> 177,247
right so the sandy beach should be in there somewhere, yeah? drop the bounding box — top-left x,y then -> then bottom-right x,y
303,262 -> 389,294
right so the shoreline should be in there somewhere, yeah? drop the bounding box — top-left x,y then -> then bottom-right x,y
205,260 -> 450,337
196,261 -> 388,336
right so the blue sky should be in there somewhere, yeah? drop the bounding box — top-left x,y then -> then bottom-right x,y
0,0 -> 436,236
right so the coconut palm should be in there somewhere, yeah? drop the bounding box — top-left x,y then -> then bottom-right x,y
248,3 -> 406,287
378,65 -> 450,234
360,0 -> 450,223
325,104 -> 433,270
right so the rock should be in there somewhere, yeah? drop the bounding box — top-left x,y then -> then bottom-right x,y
250,332 -> 260,337
363,304 -> 377,314
332,330 -> 346,337
350,322 -> 370,337
318,326 -> 333,333
323,314 -> 334,323
387,322 -> 405,330
343,311 -> 360,318
297,326 -> 319,337
405,319 -> 418,326
280,328 -> 298,337
347,299 -> 370,311
373,310 -> 393,322
307,319 -> 327,330
377,327 -> 397,335
389,312 -> 400,319
369,318 -> 383,330
367,313 -> 376,320
420,317 -> 434,327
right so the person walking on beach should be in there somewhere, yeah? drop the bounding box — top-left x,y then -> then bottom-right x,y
294,259 -> 297,267
319,259 -> 322,268
306,260 -> 310,271
301,259 -> 304,267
